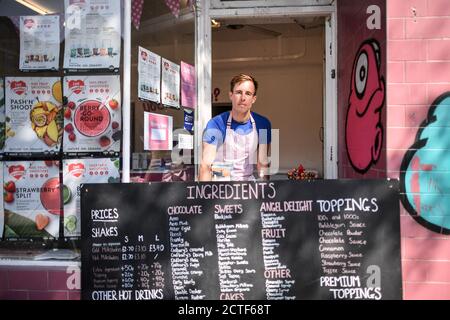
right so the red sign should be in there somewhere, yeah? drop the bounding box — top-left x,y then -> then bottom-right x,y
8,165 -> 26,180
23,18 -> 35,29
74,100 -> 111,137
10,80 -> 27,95
68,80 -> 85,94
68,163 -> 85,178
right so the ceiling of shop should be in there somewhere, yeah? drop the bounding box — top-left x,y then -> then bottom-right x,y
1,0 -> 325,43
212,17 -> 325,40
0,0 -> 175,17
0,0 -> 61,15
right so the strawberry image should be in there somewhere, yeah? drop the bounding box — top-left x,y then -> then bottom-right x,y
4,181 -> 16,193
99,136 -> 111,147
4,191 -> 14,203
67,101 -> 76,109
64,107 -> 72,119
69,132 -> 76,142
108,99 -> 119,110
64,123 -> 74,133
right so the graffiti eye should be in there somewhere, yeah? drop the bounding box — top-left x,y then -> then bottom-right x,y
355,51 -> 368,97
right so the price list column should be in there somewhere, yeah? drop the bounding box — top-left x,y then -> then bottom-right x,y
316,199 -> 374,299
214,211 -> 259,300
120,237 -> 167,299
316,212 -> 347,278
168,210 -> 215,300
90,242 -> 122,296
260,212 -> 295,300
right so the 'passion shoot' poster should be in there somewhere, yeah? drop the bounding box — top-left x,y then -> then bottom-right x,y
63,0 -> 121,70
63,75 -> 121,153
4,77 -> 63,154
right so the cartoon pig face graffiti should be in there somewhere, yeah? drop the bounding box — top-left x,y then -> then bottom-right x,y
345,39 -> 385,173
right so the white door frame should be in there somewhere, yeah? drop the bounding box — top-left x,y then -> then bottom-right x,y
195,0 -> 338,179
324,11 -> 338,179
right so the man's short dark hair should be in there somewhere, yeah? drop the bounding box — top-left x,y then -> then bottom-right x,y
230,74 -> 258,95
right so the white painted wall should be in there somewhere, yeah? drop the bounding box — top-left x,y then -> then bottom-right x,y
212,27 -> 324,176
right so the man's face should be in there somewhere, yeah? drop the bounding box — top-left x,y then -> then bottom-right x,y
229,80 -> 257,114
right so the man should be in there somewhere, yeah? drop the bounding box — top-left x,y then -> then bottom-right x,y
200,74 -> 271,181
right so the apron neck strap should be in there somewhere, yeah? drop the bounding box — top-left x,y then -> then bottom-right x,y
227,112 -> 254,129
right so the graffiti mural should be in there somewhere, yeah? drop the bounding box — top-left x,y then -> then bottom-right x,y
400,92 -> 450,234
345,39 -> 385,174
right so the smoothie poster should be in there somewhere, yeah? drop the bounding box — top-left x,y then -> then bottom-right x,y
0,79 -> 5,150
161,58 -> 180,108
3,160 -> 61,238
63,75 -> 121,153
63,0 -> 121,70
180,61 -> 196,109
143,112 -> 173,150
4,77 -> 63,154
62,158 -> 120,237
19,15 -> 60,71
138,46 -> 161,103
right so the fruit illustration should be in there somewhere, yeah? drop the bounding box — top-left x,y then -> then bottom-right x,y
68,132 -> 76,141
64,123 -> 74,133
35,213 -> 49,231
4,181 -> 16,193
74,100 -> 110,137
112,130 -> 121,141
112,121 -> 119,129
108,176 -> 120,183
99,136 -> 111,148
112,158 -> 120,170
64,107 -> 71,119
46,120 -> 59,142
30,101 -> 62,147
6,124 -> 15,137
64,215 -> 77,233
67,101 -> 76,109
52,81 -> 63,103
40,177 -> 61,215
63,184 -> 72,204
4,191 -> 14,203
35,125 -> 46,138
109,99 -> 119,110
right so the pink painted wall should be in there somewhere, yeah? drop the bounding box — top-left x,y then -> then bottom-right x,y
337,0 -> 388,179
0,266 -> 80,300
387,0 -> 450,299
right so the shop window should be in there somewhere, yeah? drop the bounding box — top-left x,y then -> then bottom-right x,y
0,0 -> 195,258
130,0 -> 195,183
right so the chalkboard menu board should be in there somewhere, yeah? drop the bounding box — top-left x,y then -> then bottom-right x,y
81,179 -> 402,300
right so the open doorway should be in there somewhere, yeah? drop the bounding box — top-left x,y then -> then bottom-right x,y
211,17 -> 326,179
